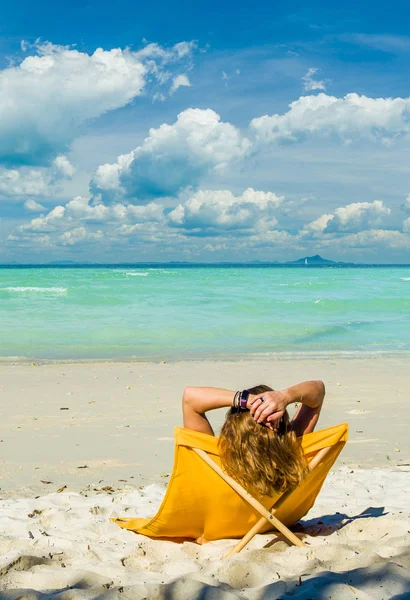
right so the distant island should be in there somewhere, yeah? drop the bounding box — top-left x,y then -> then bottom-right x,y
285,254 -> 348,266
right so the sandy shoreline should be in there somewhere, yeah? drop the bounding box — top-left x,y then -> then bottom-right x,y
1,358 -> 410,599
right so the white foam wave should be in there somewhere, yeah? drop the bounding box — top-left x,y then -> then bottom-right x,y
400,277 -> 410,281
148,269 -> 178,274
125,272 -> 148,277
2,286 -> 67,294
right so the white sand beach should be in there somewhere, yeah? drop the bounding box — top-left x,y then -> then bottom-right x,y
1,357 -> 410,599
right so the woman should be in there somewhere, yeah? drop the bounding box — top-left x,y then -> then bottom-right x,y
182,380 -> 325,497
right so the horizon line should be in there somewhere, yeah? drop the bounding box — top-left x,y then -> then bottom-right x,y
1,261 -> 410,267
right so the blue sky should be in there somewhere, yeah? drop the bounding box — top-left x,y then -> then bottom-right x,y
1,1 -> 410,263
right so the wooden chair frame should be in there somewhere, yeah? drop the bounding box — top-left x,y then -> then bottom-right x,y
192,444 -> 333,555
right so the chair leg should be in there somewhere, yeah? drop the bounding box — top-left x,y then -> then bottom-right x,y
192,448 -> 305,549
225,489 -> 292,558
225,514 -> 274,557
225,445 -> 334,557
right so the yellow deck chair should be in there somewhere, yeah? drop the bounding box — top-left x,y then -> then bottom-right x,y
114,423 -> 348,555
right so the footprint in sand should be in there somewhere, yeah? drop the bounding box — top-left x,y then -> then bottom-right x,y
347,409 -> 370,415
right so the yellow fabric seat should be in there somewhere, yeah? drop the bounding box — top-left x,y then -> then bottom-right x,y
114,423 -> 348,544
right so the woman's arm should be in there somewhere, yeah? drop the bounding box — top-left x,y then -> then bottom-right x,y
249,380 -> 325,436
182,386 -> 237,435
283,380 -> 325,436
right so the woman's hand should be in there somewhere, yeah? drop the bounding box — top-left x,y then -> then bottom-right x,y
247,390 -> 289,428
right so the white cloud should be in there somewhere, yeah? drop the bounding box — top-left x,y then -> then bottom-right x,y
301,213 -> 335,237
172,42 -> 196,58
168,188 -> 283,232
19,205 -> 66,233
64,195 -> 164,223
0,40 -> 196,166
16,196 -> 165,238
135,41 -> 196,61
302,68 -> 326,92
91,108 -> 250,202
0,168 -> 49,198
203,242 -> 228,252
222,69 -> 240,83
11,185 -> 286,250
246,229 -> 299,248
0,156 -> 74,201
297,225 -> 410,257
8,170 -> 408,259
170,74 -> 191,94
24,199 -> 45,211
52,155 -> 75,178
59,226 -> 103,246
401,194 -> 410,213
63,196 -> 110,222
8,232 -> 51,247
152,92 -> 167,103
339,229 -> 410,249
116,221 -> 167,238
302,200 -> 391,237
126,203 -> 164,222
327,200 -> 391,232
250,93 -> 410,144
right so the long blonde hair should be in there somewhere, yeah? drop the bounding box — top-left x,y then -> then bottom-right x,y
219,385 -> 308,496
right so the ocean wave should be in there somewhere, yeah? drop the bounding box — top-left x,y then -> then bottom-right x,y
400,277 -> 410,281
113,269 -> 149,277
2,286 -> 67,294
147,269 -> 178,275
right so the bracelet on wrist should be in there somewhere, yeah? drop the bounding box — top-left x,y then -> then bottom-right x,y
239,389 -> 249,410
233,391 -> 240,409
232,389 -> 250,413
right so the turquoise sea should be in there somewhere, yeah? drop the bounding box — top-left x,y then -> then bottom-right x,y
1,265 -> 410,361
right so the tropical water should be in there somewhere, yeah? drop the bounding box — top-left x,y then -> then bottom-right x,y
1,265 -> 410,361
